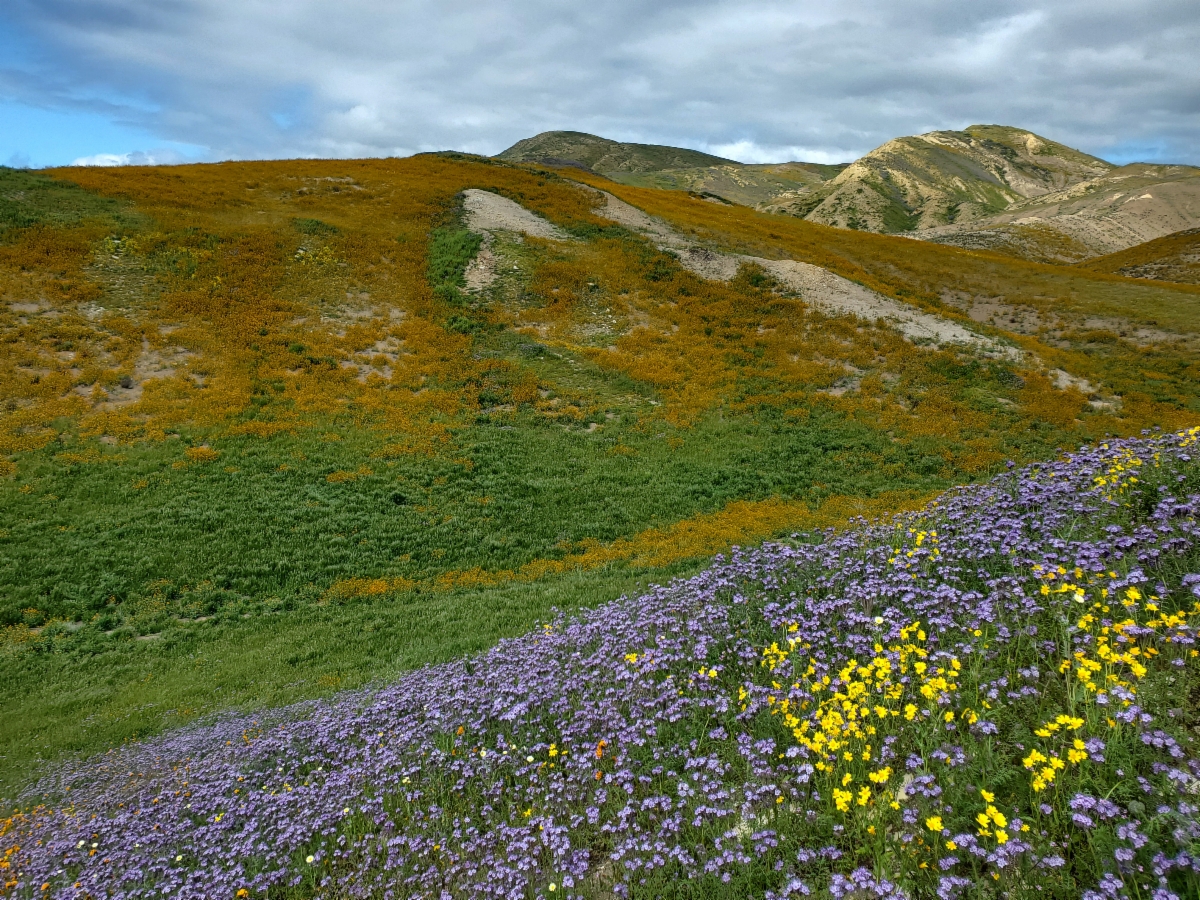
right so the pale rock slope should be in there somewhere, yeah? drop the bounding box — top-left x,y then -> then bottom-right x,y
919,165 -> 1200,262
801,126 -> 1112,232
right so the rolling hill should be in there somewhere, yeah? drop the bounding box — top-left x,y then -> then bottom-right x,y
2,153 -> 1199,798
1076,226 -> 1200,284
798,124 -> 1113,232
500,127 -> 1200,262
496,131 -> 737,173
920,164 -> 1200,262
497,129 -> 848,208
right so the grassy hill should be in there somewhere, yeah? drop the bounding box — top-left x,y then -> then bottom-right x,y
496,131 -> 737,173
800,125 -> 1112,232
1077,226 -> 1200,284
1,154 -> 1199,797
498,128 -> 1200,262
496,130 -> 847,208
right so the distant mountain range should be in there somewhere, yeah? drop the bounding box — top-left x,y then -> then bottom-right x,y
497,127 -> 1200,271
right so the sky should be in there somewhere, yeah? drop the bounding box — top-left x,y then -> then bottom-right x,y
1,0 -> 1197,169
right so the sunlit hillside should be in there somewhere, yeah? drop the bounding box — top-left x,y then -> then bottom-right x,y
1,154 -> 1198,794
501,128 -> 1200,262
1077,226 -> 1200,284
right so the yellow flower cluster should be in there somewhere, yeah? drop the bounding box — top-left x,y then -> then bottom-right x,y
1067,587 -> 1200,700
1091,445 -> 1146,502
1022,575 -> 1200,793
754,621 -> 986,816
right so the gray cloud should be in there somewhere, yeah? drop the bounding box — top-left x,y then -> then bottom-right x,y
2,0 -> 1198,165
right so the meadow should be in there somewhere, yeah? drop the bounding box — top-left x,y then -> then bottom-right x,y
1,154 -> 1199,799
3,428 -> 1198,899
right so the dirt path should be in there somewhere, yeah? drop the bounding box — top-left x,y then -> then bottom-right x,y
462,189 -> 570,241
460,189 -> 571,293
593,190 -> 1011,355
457,187 -> 1011,356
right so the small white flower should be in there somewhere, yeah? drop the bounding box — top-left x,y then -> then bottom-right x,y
175,855 -> 183,862
306,854 -> 315,864
343,807 -> 350,815
526,756 -> 534,763
874,616 -> 884,625
548,884 -> 556,892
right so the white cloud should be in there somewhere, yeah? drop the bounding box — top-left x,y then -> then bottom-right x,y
70,148 -> 189,166
4,0 -> 1200,165
706,140 -> 859,165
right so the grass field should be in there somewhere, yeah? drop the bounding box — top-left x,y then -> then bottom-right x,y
5,429 -> 1199,899
1,154 -> 1198,799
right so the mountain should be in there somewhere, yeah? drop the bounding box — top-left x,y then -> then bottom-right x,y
799,125 -> 1113,232
498,126 -> 1200,263
918,164 -> 1200,262
496,131 -> 737,173
496,130 -> 848,208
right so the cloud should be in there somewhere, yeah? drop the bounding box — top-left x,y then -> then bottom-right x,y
2,0 -> 1198,165
704,141 -> 855,166
69,148 -> 189,166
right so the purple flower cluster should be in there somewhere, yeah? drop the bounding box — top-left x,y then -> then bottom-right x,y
3,429 -> 1200,899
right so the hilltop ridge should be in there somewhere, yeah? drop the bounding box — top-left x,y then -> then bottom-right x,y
801,125 -> 1113,231
496,130 -> 737,173
498,126 -> 1200,265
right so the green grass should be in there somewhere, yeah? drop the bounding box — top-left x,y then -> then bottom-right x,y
0,166 -> 132,232
427,220 -> 482,304
0,562 -> 703,800
2,403 -> 956,626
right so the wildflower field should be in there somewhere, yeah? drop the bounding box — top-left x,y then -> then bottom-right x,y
1,154 -> 1200,796
3,427 -> 1199,899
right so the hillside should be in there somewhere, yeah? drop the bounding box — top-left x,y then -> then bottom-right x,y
499,127 -> 1200,261
497,129 -> 846,207
1,154 -> 1199,797
496,130 -> 737,173
800,125 -> 1112,232
1076,226 -> 1200,284
920,164 -> 1200,262
6,429 -> 1200,899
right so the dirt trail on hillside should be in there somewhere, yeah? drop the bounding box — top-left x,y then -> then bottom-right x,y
462,189 -> 570,241
594,190 -> 1009,354
460,189 -> 571,292
457,187 -> 1010,355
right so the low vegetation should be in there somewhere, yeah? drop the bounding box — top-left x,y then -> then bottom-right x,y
4,428 -> 1198,898
1,154 -> 1198,800
1079,228 -> 1200,285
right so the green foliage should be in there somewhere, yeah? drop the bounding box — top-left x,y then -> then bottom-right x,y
426,217 -> 483,304
0,167 -> 128,234
0,407 -> 955,629
0,563 -> 700,800
291,217 -> 339,236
